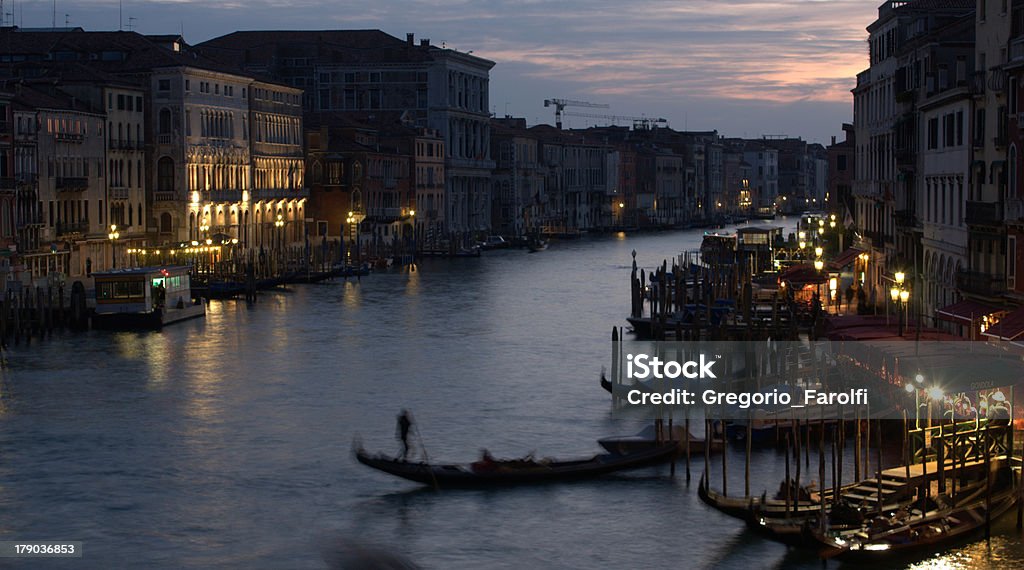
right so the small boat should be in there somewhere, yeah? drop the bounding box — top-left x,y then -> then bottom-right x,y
598,424 -> 723,455
353,442 -> 676,488
479,236 -> 510,250
527,237 -> 548,252
813,476 -> 1018,560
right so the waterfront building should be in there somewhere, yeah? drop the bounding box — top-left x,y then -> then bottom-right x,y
728,139 -> 778,215
826,124 -> 856,219
965,0 -> 1012,306
852,0 -> 975,306
919,79 -> 973,321
762,137 -> 813,212
197,31 -> 495,237
722,143 -> 754,214
490,117 -> 542,236
0,29 -> 307,266
0,93 -> 13,261
304,114 -> 418,258
1005,1 -> 1024,303
11,83 -> 106,278
48,65 -> 151,270
12,94 -> 42,278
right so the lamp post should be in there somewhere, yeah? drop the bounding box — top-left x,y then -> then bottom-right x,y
275,213 -> 285,269
108,224 -> 120,269
890,271 -> 910,336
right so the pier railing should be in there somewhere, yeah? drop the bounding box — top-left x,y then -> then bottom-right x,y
909,419 -> 1011,468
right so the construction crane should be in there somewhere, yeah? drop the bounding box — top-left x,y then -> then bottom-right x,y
562,112 -> 668,130
543,98 -> 609,129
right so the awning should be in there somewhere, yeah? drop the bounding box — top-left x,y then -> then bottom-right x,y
829,247 -> 863,270
936,299 -> 1005,326
982,306 -> 1024,341
779,263 -> 828,285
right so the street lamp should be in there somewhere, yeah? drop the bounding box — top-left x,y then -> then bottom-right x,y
108,224 -> 120,268
891,277 -> 910,336
275,213 -> 285,259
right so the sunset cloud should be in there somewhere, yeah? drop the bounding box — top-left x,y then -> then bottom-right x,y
37,0 -> 878,142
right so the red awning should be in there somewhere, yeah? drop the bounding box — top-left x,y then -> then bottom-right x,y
936,299 -> 1005,325
983,306 -> 1024,341
828,247 -> 862,270
780,263 -> 828,285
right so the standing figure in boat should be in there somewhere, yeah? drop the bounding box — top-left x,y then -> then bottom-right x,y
396,409 -> 413,460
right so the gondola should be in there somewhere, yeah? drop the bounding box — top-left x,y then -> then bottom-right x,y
698,474 -> 911,526
597,424 -> 724,455
354,442 -> 677,487
812,476 -> 1018,560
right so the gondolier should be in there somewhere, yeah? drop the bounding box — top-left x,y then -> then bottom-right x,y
396,409 -> 413,460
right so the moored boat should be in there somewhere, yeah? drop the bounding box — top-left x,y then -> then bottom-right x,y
812,474 -> 1018,560
598,424 -> 724,455
92,266 -> 205,329
354,442 -> 676,487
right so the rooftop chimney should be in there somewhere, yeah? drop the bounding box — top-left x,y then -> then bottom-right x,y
406,33 -> 414,46
420,38 -> 430,47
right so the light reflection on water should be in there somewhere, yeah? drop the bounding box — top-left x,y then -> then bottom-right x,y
0,219 -> 1022,568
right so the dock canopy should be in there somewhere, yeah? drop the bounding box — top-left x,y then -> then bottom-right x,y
779,263 -> 828,285
936,299 -> 1005,326
828,247 -> 862,270
983,306 -> 1024,342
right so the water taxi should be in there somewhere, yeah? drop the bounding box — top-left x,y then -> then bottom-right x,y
92,266 -> 205,329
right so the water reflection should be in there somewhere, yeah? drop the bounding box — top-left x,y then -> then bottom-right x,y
2,223 -> 1021,568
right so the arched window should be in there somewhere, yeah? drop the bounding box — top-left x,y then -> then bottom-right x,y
158,157 -> 174,192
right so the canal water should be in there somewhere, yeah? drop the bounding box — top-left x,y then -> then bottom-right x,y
1,219 -> 1022,569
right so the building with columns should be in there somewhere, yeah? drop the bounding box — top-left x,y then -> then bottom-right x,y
197,30 -> 494,240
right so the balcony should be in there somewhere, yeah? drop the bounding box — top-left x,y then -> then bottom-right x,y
965,200 -> 1003,226
56,177 -> 88,192
246,187 -> 310,201
366,207 -> 402,222
109,187 -> 129,201
153,191 -> 177,202
54,132 -> 84,143
56,221 -> 90,236
156,133 -> 174,145
110,140 -> 143,151
957,269 -> 1007,297
971,70 -> 986,96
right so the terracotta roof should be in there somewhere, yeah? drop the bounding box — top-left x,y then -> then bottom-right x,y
4,81 -> 101,113
936,299 -> 1005,326
197,30 -> 435,65
0,28 -> 283,83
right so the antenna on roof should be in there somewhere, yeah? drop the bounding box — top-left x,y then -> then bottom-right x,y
119,0 -> 122,30
128,16 -> 135,32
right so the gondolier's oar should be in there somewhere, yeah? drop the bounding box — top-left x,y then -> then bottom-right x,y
413,424 -> 440,490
